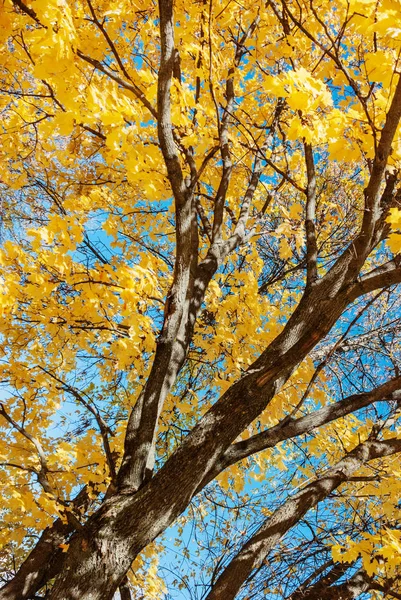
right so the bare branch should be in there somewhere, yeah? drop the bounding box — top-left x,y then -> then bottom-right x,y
204,437 -> 401,600
204,375 -> 401,484
304,143 -> 318,287
349,256 -> 401,301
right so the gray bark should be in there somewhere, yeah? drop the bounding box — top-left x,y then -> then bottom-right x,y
3,2 -> 401,600
204,439 -> 401,600
0,519 -> 68,600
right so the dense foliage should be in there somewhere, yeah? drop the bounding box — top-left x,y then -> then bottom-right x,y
1,0 -> 401,598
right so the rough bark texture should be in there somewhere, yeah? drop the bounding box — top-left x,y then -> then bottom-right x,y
204,439 -> 401,600
3,2 -> 401,600
296,570 -> 372,600
0,485 -> 92,600
208,378 -> 401,482
118,577 -> 132,600
0,520 -> 67,600
288,562 -> 352,600
12,260 -> 401,599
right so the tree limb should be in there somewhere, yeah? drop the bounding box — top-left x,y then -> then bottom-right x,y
304,142 -> 318,287
76,50 -> 157,119
204,437 -> 401,600
202,375 -> 401,486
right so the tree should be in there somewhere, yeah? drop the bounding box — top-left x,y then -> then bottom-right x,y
1,0 -> 401,598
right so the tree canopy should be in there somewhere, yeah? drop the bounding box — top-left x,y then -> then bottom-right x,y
1,0 -> 401,598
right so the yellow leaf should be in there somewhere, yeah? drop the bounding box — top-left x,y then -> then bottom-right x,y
387,233 -> 401,254
386,208 -> 401,228
289,203 -> 303,220
279,238 -> 292,259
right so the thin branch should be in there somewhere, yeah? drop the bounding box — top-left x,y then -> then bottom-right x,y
11,0 -> 43,25
204,437 -> 401,600
304,142 -> 318,286
76,49 -> 157,119
263,155 -> 306,193
286,289 -> 386,420
207,375 -> 401,483
79,124 -> 106,140
211,14 -> 260,243
37,368 -> 117,483
0,403 -> 57,497
86,0 -> 132,81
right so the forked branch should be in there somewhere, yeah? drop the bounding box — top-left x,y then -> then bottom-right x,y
204,437 -> 401,600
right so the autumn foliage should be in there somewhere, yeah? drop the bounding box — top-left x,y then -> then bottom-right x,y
1,0 -> 401,598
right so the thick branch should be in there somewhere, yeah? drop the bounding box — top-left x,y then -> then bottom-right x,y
203,376 -> 401,485
353,73 -> 401,264
116,0 -> 195,491
299,569 -> 372,600
348,256 -> 401,301
45,242 -> 401,600
118,577 -> 132,600
204,438 -> 401,600
0,485 -> 92,600
371,581 -> 401,600
11,0 -> 42,25
0,522 -> 68,600
288,561 -> 351,600
118,7 -> 262,496
318,91 -> 401,296
157,0 -> 185,203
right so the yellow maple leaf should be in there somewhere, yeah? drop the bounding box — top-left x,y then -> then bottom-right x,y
386,207 -> 401,228
279,238 -> 292,259
387,233 -> 401,254
289,203 -> 303,220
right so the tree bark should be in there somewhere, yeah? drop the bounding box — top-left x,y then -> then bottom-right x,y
204,439 -> 401,600
3,3 -> 401,600
38,256 -> 401,600
0,519 -> 67,600
295,570 -> 371,600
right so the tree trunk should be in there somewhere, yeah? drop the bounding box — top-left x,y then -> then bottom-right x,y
0,520 -> 67,600
45,278 -> 389,599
